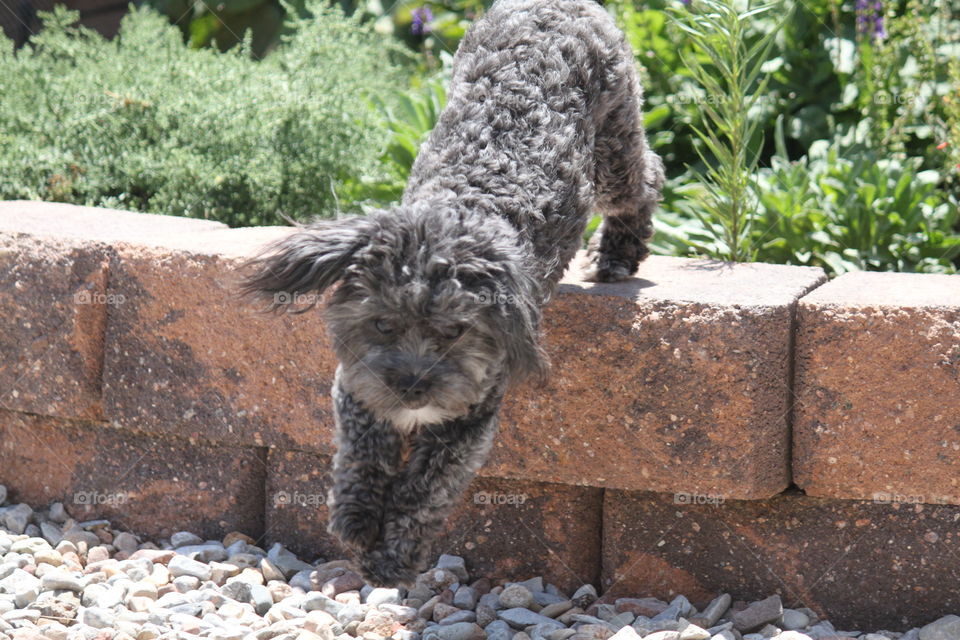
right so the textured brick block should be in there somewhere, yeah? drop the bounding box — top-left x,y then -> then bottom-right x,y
0,235 -> 109,419
602,489 -> 960,631
486,256 -> 826,498
102,227 -> 339,450
266,452 -> 601,592
444,477 -> 602,593
264,449 -> 343,562
0,201 -> 226,243
0,201 -> 227,421
0,409 -> 265,540
794,272 -> 960,504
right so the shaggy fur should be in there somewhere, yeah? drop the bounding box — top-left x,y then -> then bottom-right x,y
243,0 -> 664,586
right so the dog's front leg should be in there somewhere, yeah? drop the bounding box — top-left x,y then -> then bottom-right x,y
327,378 -> 405,553
357,404 -> 500,586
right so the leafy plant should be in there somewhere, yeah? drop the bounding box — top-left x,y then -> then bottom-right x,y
751,127 -> 960,274
0,3 -> 404,226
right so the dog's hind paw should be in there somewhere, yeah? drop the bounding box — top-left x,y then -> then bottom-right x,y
581,252 -> 635,283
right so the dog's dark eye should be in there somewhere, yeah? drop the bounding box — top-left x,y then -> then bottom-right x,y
441,324 -> 465,340
375,318 -> 395,335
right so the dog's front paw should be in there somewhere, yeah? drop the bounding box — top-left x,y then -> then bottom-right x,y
328,504 -> 382,552
357,547 -> 420,588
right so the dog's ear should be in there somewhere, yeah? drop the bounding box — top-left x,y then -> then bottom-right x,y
241,216 -> 374,311
488,261 -> 549,384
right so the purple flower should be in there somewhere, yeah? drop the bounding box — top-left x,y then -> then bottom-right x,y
411,6 -> 433,36
856,0 -> 885,41
855,0 -> 870,34
873,1 -> 886,40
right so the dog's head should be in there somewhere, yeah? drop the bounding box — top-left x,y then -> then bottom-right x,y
242,203 -> 546,431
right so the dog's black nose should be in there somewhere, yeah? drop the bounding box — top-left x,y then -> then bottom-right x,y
398,375 -> 432,398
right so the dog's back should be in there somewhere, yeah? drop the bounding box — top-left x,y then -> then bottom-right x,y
403,0 -> 657,287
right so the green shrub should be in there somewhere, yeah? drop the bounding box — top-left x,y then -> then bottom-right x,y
657,126 -> 960,275
0,3 -> 404,226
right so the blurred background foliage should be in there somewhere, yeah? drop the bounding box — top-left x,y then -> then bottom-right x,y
4,0 -> 959,273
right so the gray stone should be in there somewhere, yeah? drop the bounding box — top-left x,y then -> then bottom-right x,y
304,591 -> 344,616
440,610 -> 478,625
606,628 -> 640,640
571,585 -> 597,609
476,603 -> 498,627
221,581 -> 273,615
14,582 -> 39,608
677,622 -> 711,640
732,596 -> 783,633
530,623 -> 564,640
80,606 -> 116,628
453,586 -> 478,610
113,532 -> 139,554
692,594 -> 730,629
1,504 -> 32,535
260,558 -> 285,583
168,555 -> 213,582
176,544 -> 228,563
920,616 -> 960,640
499,608 -> 565,631
479,593 -> 503,611
516,578 -> 544,593
435,555 -> 469,582
170,531 -> 204,548
10,537 -> 49,555
266,543 -> 313,578
0,569 -> 39,595
40,522 -> 63,546
92,584 -> 125,609
418,568 -> 460,592
172,575 -> 201,592
533,591 -> 567,606
366,588 -> 402,607
288,569 -> 320,591
780,609 -> 810,631
2,607 -> 40,623
48,502 -> 68,523
61,526 -> 100,548
426,622 -> 485,640
653,596 -> 692,622
500,585 -> 534,609
337,602 -> 365,625
380,604 -> 418,624
0,486 -> 6,506
539,601 -> 573,619
486,620 -> 514,640
40,570 -> 85,592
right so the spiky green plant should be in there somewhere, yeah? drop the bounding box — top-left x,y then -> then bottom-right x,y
668,0 -> 785,262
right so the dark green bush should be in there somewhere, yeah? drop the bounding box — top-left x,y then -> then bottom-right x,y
0,3 -> 404,226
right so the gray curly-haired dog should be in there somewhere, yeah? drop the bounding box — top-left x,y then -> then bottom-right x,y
243,0 -> 664,586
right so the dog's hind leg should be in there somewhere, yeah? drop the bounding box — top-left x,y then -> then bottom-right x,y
327,381 -> 405,554
584,56 -> 665,282
357,406 -> 500,586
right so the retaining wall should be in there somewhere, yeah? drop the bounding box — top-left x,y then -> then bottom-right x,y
1,201 -> 959,630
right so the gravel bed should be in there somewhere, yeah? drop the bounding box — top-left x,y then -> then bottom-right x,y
0,487 -> 955,640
